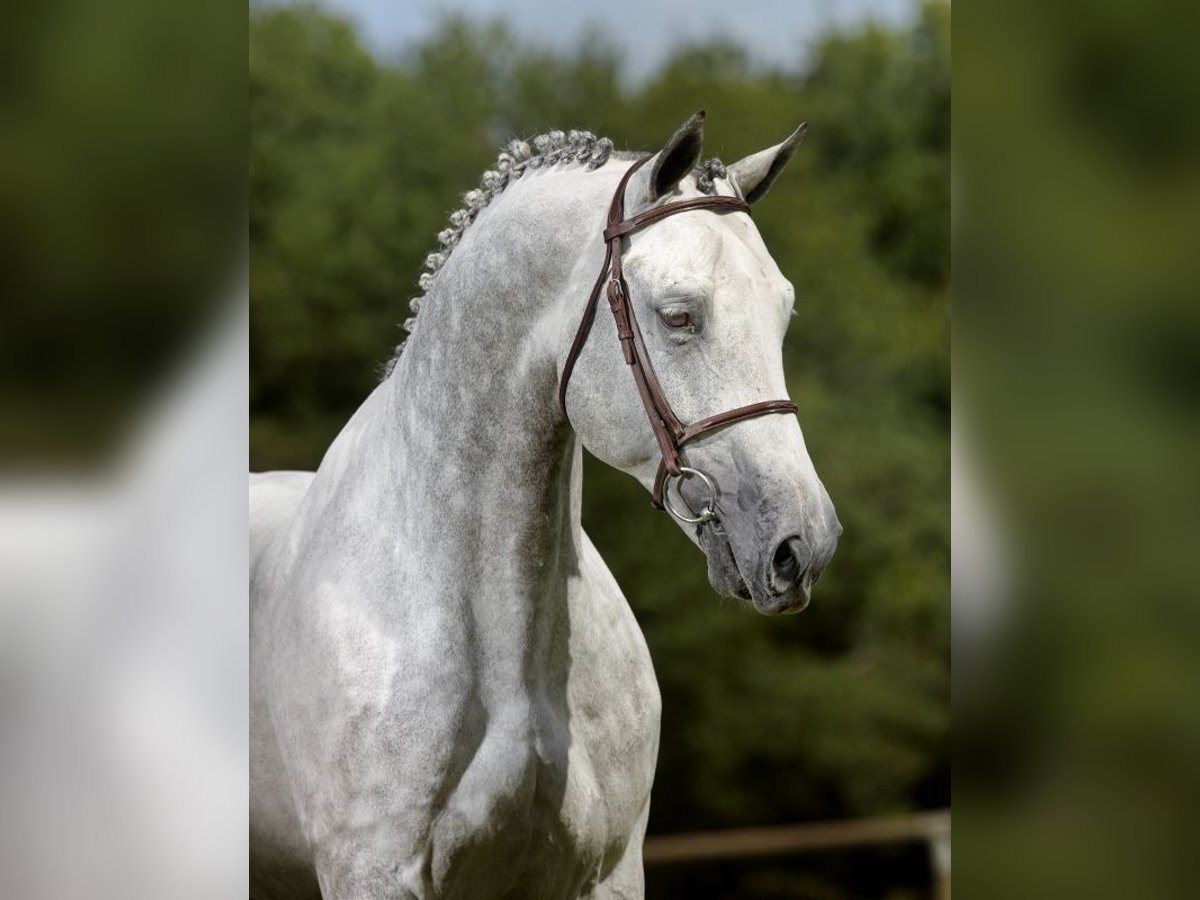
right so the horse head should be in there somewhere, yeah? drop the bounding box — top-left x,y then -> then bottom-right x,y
561,112 -> 841,614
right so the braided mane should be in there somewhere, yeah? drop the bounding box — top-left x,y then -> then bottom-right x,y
386,129 -> 728,372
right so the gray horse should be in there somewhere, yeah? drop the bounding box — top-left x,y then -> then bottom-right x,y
250,112 -> 840,899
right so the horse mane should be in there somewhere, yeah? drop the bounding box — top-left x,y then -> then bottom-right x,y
386,129 -> 728,373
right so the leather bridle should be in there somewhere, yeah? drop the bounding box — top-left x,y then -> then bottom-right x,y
558,155 -> 798,524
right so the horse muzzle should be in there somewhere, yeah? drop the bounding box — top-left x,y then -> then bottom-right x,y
691,477 -> 841,615
755,530 -> 841,614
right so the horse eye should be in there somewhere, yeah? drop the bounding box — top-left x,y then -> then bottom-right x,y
659,309 -> 695,331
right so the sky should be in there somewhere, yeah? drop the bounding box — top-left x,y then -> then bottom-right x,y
313,0 -> 918,79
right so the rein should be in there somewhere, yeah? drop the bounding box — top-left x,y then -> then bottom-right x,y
558,156 -> 798,524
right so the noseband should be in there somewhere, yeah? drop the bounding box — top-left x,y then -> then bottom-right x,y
558,156 -> 798,524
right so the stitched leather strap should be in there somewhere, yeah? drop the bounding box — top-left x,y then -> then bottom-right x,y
560,155 -> 798,513
602,195 -> 751,241
558,159 -> 646,416
650,399 -> 798,507
557,239 -> 614,416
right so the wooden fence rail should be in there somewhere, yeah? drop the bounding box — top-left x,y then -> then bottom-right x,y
643,809 -> 951,899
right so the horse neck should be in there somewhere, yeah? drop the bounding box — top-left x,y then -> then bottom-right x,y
316,166 -> 614,699
383,165 -> 608,525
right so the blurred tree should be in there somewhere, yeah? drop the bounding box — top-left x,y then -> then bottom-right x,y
1,0 -> 241,462
250,4 -> 949,897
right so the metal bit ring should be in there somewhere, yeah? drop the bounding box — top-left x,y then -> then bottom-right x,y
663,466 -> 719,524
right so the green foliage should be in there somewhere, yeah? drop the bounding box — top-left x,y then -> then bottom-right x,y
3,0 -> 241,462
250,3 -> 948,895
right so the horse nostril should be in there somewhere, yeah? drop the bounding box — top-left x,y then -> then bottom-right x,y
773,542 -> 799,582
771,536 -> 811,592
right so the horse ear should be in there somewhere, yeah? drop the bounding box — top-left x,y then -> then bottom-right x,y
726,122 -> 807,205
644,110 -> 707,201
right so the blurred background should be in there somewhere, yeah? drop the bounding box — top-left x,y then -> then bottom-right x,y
955,2 -> 1200,898
250,1 -> 950,898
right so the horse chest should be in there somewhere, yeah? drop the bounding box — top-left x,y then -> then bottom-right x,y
427,696 -> 657,897
257,519 -> 660,896
423,645 -> 659,895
